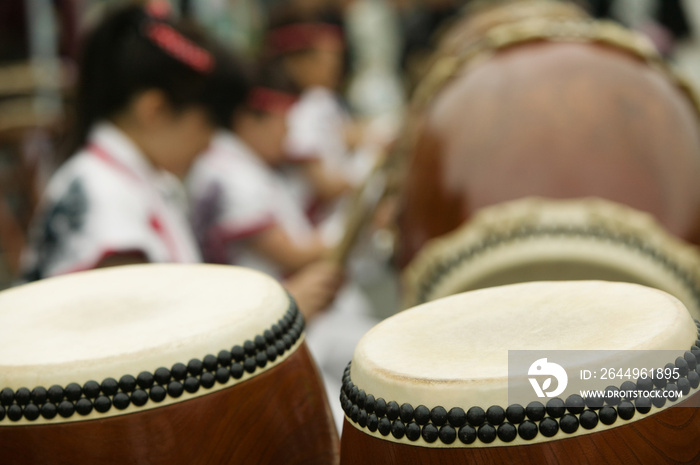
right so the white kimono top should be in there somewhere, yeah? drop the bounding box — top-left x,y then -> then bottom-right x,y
22,123 -> 201,281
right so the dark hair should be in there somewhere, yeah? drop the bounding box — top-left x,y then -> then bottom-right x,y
65,3 -> 246,157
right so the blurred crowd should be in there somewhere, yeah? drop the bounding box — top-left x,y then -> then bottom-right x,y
1,0 -> 700,429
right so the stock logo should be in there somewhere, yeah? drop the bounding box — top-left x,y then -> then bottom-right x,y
528,358 -> 568,398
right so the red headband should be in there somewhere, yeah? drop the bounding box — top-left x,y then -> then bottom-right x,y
267,23 -> 343,56
246,87 -> 297,114
142,1 -> 214,74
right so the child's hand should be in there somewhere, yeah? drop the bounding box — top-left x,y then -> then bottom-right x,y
283,260 -> 344,322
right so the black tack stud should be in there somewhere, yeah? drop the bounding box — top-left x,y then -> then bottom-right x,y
0,405 -> 5,421
119,375 -> 137,393
497,422 -> 517,442
7,405 -> 23,421
358,409 -> 368,428
47,385 -> 63,404
665,384 -> 680,402
83,380 -> 101,398
603,386 -> 621,406
467,406 -> 486,427
399,403 -> 414,423
231,345 -> 245,362
506,404 -> 525,424
356,390 -> 367,409
431,406 -> 448,426
187,359 -> 204,376
215,367 -> 230,384
477,424 -> 497,443
617,401 -> 635,421
599,406 -> 617,425
518,420 -> 538,441
675,357 -> 689,376
154,368 -> 171,385
167,381 -> 184,398
486,405 -> 506,425
406,422 -> 421,441
271,324 -> 282,338
636,377 -> 653,392
538,417 -> 558,437
584,393 -> 604,410
458,425 -> 477,444
439,425 -> 457,444
378,417 -> 392,436
76,398 -> 93,415
113,393 -> 130,410
653,373 -> 667,389
254,335 -> 267,351
365,394 -> 376,413
201,372 -> 216,389
386,401 -> 400,421
243,357 -> 257,374
30,387 -> 48,405
136,372 -> 154,390
282,335 -> 292,350
149,386 -> 167,403
375,398 -> 387,417
620,381 -> 637,397
579,409 -> 599,429
422,424 -> 439,443
350,405 -> 359,422
367,413 -> 379,432
266,346 -> 278,362
275,340 -> 286,356
0,388 -> 14,406
65,383 -> 82,402
217,350 -> 233,367
255,352 -> 267,368
651,391 -> 666,409
678,377 -> 691,396
15,388 -> 31,406
131,389 -> 148,407
560,413 -> 579,434
171,363 -> 187,381
184,377 -> 200,394
40,402 -> 57,419
635,397 -> 652,414
391,420 -> 406,439
447,407 -> 467,427
23,404 -> 40,421
101,378 -> 119,396
94,395 -> 112,412
414,405 -> 430,425
57,401 -> 75,418
684,351 -> 697,370
230,363 -> 244,380
243,340 -> 256,355
264,329 -> 275,344
545,398 -> 566,418
526,401 -> 546,421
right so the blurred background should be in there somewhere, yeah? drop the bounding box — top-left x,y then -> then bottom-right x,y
1,0 -> 700,292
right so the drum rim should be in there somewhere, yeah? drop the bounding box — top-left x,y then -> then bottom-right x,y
0,296 -> 306,425
340,322 -> 700,448
401,197 -> 700,318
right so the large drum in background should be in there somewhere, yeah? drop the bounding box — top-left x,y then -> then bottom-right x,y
395,0 -> 700,267
339,281 -> 700,464
0,264 -> 339,464
402,197 -> 700,319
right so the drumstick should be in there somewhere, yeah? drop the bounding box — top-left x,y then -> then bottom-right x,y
328,149 -> 390,266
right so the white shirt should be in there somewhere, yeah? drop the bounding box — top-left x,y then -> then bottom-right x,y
187,131 -> 315,279
21,123 -> 201,281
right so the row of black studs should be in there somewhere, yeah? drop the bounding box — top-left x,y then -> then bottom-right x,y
417,225 -> 700,309
341,322 -> 700,445
0,301 -> 304,422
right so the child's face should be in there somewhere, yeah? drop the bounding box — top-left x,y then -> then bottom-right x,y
155,106 -> 214,177
287,37 -> 344,90
237,110 -> 289,165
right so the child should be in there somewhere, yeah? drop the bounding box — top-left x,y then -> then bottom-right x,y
188,77 -> 343,320
21,2 -> 246,281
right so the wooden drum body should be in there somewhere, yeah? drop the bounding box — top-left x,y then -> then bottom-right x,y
0,265 -> 339,464
339,281 -> 700,464
396,0 -> 700,267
